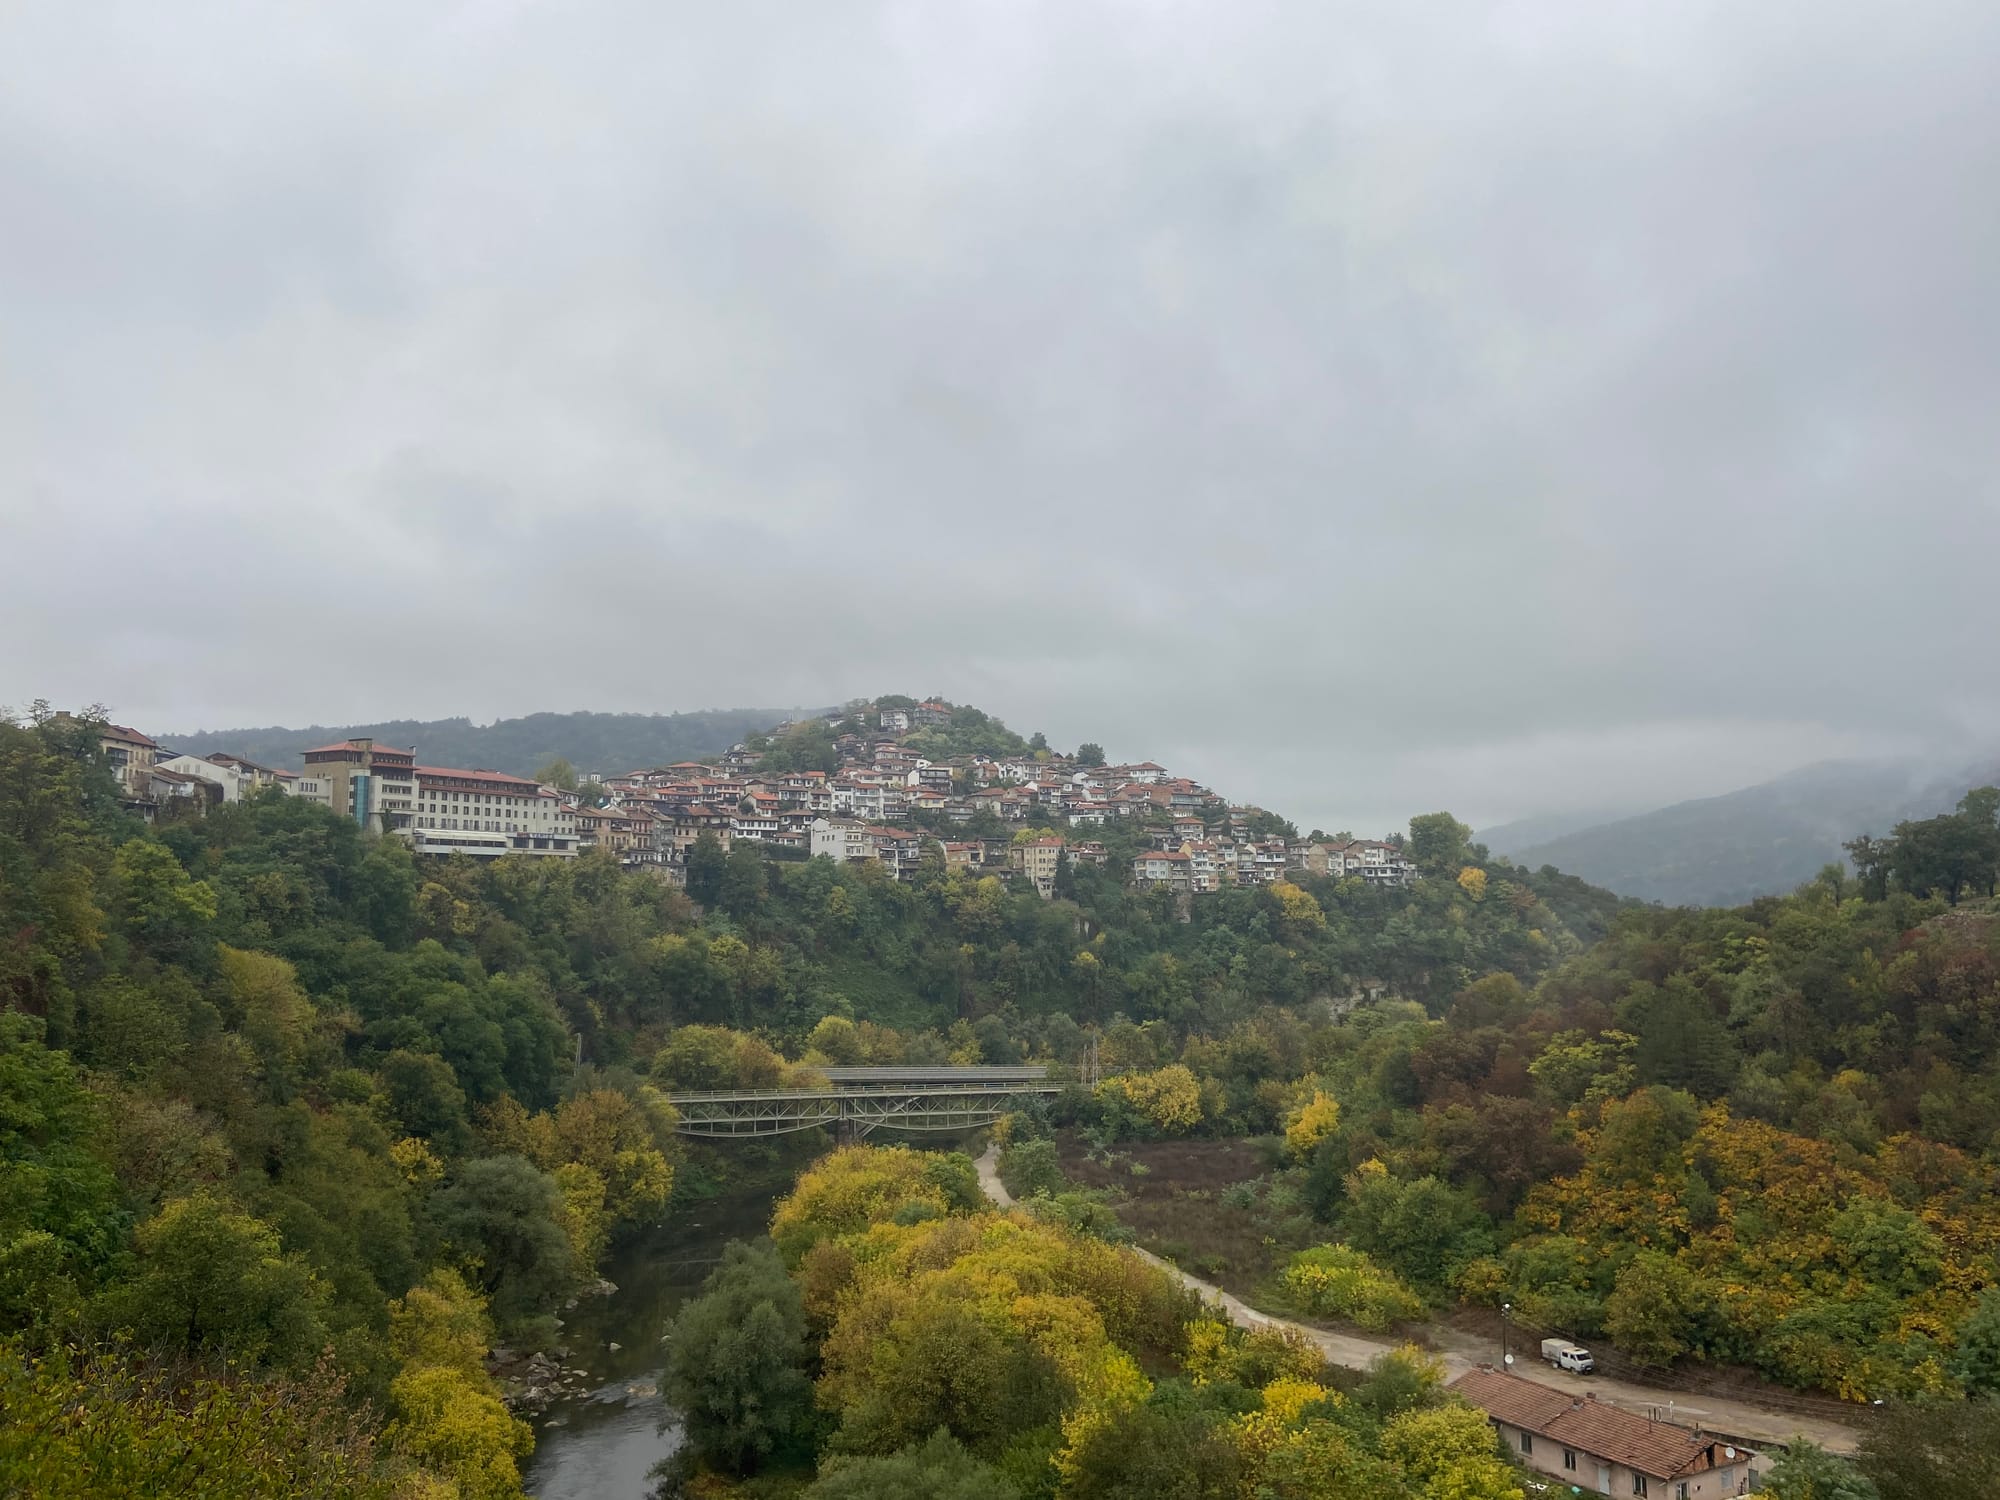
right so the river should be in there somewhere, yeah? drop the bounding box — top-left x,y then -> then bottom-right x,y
520,1186 -> 783,1500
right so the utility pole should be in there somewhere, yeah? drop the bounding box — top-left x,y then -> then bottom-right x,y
1501,1301 -> 1514,1370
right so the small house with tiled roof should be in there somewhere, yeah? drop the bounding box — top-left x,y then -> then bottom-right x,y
1448,1367 -> 1760,1499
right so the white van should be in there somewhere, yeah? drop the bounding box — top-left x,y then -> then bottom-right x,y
1541,1338 -> 1595,1373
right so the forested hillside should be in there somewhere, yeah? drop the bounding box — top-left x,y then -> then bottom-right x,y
164,707 -> 804,777
5,707 -> 1998,1498
1496,756 -> 2000,907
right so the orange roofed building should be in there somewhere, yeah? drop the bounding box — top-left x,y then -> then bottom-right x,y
1448,1367 -> 1761,1499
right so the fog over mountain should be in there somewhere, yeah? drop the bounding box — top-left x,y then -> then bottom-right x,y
1490,755 -> 2000,907
7,1 -> 2000,835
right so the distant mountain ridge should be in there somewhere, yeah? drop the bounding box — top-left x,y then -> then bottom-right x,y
163,708 -> 807,780
1489,756 -> 2000,907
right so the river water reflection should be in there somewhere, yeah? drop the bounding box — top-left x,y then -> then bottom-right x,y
521,1187 -> 782,1500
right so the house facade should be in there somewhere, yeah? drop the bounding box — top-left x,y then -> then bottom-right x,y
1132,849 -> 1192,891
99,723 -> 160,800
1011,836 -> 1066,898
811,817 -> 878,863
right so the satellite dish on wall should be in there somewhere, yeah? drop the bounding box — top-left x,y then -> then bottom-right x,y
1725,1447 -> 1737,1459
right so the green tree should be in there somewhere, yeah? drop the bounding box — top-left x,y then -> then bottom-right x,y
1406,813 -> 1473,877
102,1191 -> 331,1368
718,842 -> 767,919
0,1340 -> 401,1499
534,757 -> 579,791
663,1240 -> 815,1474
1060,1387 -> 1244,1500
806,1429 -> 1019,1500
1628,979 -> 1739,1097
1076,743 -> 1106,767
1340,1170 -> 1492,1296
1858,1397 -> 1998,1500
1603,1251 -> 1705,1366
0,1014 -> 127,1291
1760,1439 -> 1880,1500
426,1155 -> 576,1336
1947,1289 -> 2000,1395
112,840 -> 217,957
686,831 -> 727,906
378,1048 -> 472,1152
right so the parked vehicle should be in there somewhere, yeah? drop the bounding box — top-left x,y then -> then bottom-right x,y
1540,1338 -> 1595,1373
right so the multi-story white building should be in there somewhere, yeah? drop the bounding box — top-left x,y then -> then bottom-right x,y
1132,849 -> 1192,891
410,766 -> 576,857
811,817 -> 878,863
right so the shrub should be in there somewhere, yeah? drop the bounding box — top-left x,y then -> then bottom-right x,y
1280,1245 -> 1425,1332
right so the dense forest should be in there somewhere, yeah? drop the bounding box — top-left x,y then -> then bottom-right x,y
3,707 -> 1997,1497
163,707 -> 803,778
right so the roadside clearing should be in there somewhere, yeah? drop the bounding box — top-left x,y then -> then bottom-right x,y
972,1144 -> 1860,1455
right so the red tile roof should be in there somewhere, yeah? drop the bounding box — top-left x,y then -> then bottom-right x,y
304,739 -> 415,759
102,723 -> 158,748
1447,1369 -> 1729,1481
414,765 -> 540,790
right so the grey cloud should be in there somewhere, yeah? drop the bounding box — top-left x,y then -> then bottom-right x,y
3,0 -> 1996,834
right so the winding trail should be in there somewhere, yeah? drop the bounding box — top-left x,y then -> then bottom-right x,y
973,1145 -> 1860,1455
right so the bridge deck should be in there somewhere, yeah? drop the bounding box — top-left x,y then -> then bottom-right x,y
665,1066 -> 1061,1139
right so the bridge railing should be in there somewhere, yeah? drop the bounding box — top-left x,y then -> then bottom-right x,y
664,1082 -> 1061,1103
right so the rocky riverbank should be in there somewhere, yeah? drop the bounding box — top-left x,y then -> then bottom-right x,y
486,1278 -> 620,1416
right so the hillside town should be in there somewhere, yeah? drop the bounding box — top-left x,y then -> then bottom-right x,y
83,699 -> 1418,897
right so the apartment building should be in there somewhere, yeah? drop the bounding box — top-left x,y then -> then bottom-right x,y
1012,836 -> 1066,898
410,767 -> 576,858
1132,849 -> 1192,891
811,817 -> 878,863
298,738 -> 417,834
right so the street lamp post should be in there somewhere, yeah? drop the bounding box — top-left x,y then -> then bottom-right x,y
1502,1301 -> 1513,1369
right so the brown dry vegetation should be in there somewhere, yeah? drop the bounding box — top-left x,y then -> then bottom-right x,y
1053,1133 -> 1312,1293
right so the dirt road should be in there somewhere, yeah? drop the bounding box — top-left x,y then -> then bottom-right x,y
972,1145 -> 1860,1455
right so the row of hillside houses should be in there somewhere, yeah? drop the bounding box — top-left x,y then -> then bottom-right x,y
1133,834 -> 1417,893
601,754 -> 1219,833
83,718 -> 1411,898
806,820 -> 1110,891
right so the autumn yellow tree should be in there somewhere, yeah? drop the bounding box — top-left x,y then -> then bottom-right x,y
385,1269 -> 534,1500
1098,1064 -> 1203,1133
1285,1089 -> 1341,1160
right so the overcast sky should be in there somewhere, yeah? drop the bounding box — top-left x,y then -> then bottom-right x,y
6,1 -> 1998,835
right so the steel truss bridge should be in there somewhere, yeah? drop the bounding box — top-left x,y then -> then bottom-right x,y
665,1065 -> 1060,1140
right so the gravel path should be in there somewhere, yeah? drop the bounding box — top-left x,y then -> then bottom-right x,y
972,1144 -> 1860,1455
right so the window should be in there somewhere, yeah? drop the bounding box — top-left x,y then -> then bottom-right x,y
1520,1433 -> 1533,1455
1632,1479 -> 1648,1498
1676,1486 -> 1689,1500
1564,1451 -> 1577,1472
